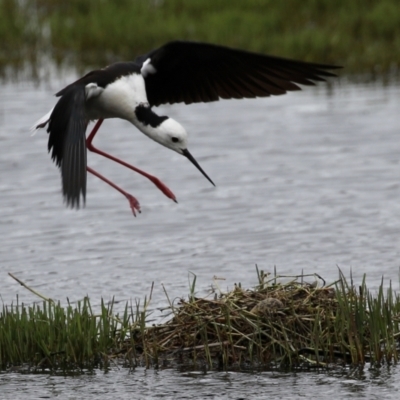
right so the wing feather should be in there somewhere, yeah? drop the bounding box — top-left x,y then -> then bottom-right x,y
48,86 -> 87,208
136,41 -> 340,106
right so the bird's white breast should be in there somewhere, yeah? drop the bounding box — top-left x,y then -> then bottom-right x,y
85,73 -> 148,121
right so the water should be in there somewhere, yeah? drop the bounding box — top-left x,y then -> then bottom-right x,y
1,368 -> 400,399
1,79 -> 400,398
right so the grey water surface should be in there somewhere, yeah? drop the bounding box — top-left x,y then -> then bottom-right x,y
1,79 -> 400,398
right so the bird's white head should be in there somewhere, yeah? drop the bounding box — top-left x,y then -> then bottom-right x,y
157,118 -> 188,155
137,115 -> 215,186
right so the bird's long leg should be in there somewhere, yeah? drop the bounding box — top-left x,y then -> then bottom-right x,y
87,166 -> 141,216
86,119 -> 177,202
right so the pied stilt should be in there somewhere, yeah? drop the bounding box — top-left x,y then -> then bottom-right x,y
34,41 -> 340,215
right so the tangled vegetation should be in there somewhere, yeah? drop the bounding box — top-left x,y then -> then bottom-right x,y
1,269 -> 400,372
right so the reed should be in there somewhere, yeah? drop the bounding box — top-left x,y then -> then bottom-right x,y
1,269 -> 400,372
1,0 -> 400,78
0,282 -> 138,371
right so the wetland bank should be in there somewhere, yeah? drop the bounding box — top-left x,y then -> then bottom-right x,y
1,0 -> 400,78
2,270 -> 400,373
1,1 -> 400,398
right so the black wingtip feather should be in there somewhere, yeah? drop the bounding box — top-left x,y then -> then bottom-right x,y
62,131 -> 87,209
139,41 -> 341,106
48,86 -> 87,209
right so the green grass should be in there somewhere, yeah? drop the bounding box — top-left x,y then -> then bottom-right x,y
0,296 -> 135,371
1,0 -> 400,78
1,270 -> 400,372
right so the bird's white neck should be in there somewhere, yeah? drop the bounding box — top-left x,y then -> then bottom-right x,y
130,105 -> 167,143
131,105 -> 187,152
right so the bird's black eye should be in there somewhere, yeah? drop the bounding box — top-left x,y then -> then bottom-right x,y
171,137 -> 179,143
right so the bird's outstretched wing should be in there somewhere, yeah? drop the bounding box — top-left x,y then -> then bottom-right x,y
47,85 -> 88,208
136,41 -> 341,106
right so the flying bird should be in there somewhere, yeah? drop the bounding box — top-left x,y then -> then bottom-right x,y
34,41 -> 340,215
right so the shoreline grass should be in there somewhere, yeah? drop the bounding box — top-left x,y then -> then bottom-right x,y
1,0 -> 400,79
1,269 -> 400,372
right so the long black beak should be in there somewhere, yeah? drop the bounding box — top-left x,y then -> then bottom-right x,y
182,148 -> 215,186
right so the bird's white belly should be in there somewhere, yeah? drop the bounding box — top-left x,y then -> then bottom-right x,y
85,73 -> 148,122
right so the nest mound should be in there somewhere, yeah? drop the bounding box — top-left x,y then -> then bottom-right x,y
132,274 -> 352,369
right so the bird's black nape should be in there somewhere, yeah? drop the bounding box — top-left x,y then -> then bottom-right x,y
135,104 -> 168,128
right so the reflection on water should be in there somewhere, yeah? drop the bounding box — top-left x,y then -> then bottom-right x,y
0,79 -> 400,396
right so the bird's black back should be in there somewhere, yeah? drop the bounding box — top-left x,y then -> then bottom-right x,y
56,62 -> 141,97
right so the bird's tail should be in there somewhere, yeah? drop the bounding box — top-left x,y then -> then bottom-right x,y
30,108 -> 54,135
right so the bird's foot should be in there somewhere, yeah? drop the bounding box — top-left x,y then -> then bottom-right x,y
151,177 -> 177,203
125,194 -> 141,217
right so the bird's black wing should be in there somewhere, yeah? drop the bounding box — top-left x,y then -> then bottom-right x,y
47,62 -> 140,209
48,85 -> 87,208
136,41 -> 341,106
56,62 -> 140,96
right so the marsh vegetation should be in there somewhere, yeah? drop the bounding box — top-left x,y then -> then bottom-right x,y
1,270 -> 399,372
1,0 -> 400,79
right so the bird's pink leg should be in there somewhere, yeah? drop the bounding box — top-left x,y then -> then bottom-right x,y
87,167 -> 141,216
86,120 -> 177,202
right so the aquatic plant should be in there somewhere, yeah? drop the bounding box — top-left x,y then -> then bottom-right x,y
1,269 -> 399,371
1,0 -> 400,78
